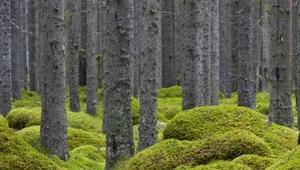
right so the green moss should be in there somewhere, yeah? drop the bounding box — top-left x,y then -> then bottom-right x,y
12,90 -> 41,109
131,97 -> 140,125
158,86 -> 182,98
163,106 -> 266,141
126,130 -> 272,170
6,107 -> 102,132
266,147 -> 300,170
158,97 -> 182,120
189,161 -> 252,170
232,154 -> 277,170
17,126 -> 106,152
0,116 -> 61,170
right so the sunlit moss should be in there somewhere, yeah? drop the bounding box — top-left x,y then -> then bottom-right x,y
158,86 -> 182,98
189,161 -> 252,170
266,147 -> 300,170
232,154 -> 277,170
12,90 -> 41,109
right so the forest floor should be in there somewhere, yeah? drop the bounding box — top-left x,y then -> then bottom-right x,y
1,86 -> 300,170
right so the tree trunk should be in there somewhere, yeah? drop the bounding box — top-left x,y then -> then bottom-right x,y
296,0 -> 300,129
231,0 -> 239,92
260,0 -> 269,93
39,0 -> 69,160
86,0 -> 98,115
269,0 -> 294,127
68,0 -> 81,112
28,0 -> 36,92
293,0 -> 298,87
210,0 -> 220,105
182,0 -> 204,111
237,0 -> 255,109
161,0 -> 175,87
103,0 -> 134,169
20,0 -> 29,90
79,0 -> 87,86
11,0 -> 21,99
138,0 -> 159,152
0,0 -> 12,117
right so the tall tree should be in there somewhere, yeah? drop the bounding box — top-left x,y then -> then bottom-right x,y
161,0 -> 175,87
0,0 -> 12,117
103,0 -> 134,169
237,0 -> 255,109
260,0 -> 269,93
86,0 -> 98,115
296,0 -> 300,130
11,0 -> 21,99
67,0 -> 81,112
269,0 -> 294,127
39,0 -> 69,160
231,0 -> 240,92
79,0 -> 87,86
182,0 -> 203,110
210,0 -> 220,105
138,0 -> 160,152
20,0 -> 29,90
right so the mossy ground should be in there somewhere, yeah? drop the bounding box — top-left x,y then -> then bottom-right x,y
2,86 -> 300,169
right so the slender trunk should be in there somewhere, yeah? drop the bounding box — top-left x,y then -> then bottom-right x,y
20,0 -> 29,90
68,0 -> 81,112
269,0 -> 294,127
296,0 -> 300,129
79,0 -> 87,86
86,0 -> 98,115
231,0 -> 239,92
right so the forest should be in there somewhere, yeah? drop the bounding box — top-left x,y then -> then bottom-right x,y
1,0 -> 300,170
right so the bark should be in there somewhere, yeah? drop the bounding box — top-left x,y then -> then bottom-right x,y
210,0 -> 219,105
86,0 -> 98,115
182,0 -> 204,111
79,0 -> 87,86
252,0 -> 260,100
296,0 -> 300,129
231,0 -> 239,92
260,0 -> 269,93
269,0 -> 294,127
132,0 -> 142,98
202,0 -> 211,105
103,0 -> 134,169
96,0 -> 104,88
237,0 -> 255,109
36,0 -> 42,94
161,0 -> 175,87
0,0 -> 12,116
11,0 -> 21,99
138,0 -> 159,152
68,0 -> 81,112
20,0 -> 29,90
293,0 -> 298,84
39,0 -> 69,160
174,0 -> 183,85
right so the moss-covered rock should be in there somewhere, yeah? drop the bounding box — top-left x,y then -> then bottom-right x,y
17,126 -> 106,152
0,115 -> 60,170
6,108 -> 102,132
189,161 -> 252,170
158,86 -> 182,98
266,147 -> 300,170
126,130 -> 272,170
232,154 -> 276,170
163,106 -> 266,141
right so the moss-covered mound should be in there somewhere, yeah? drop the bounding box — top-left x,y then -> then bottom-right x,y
158,86 -> 182,98
0,115 -> 60,170
232,154 -> 276,170
266,147 -> 300,170
188,161 -> 252,170
17,126 -> 106,152
163,106 -> 266,141
126,130 -> 272,170
6,108 -> 102,132
12,90 -> 41,109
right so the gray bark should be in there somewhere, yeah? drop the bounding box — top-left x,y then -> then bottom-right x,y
68,0 -> 81,112
210,0 -> 219,105
252,0 -> 260,100
103,0 -> 134,169
260,0 -> 269,93
182,0 -> 204,111
20,0 -> 29,90
0,0 -> 12,117
11,0 -> 21,99
39,0 -> 69,160
138,0 -> 159,152
161,0 -> 175,87
269,0 -> 294,127
79,0 -> 87,86
293,0 -> 298,85
174,0 -> 183,85
237,0 -> 255,109
296,0 -> 300,129
231,0 -> 239,92
86,0 -> 98,115
202,0 -> 210,105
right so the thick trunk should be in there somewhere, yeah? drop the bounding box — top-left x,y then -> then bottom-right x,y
11,0 -> 21,99
138,0 -> 159,152
182,0 -> 203,111
161,0 -> 175,87
68,0 -> 81,112
237,0 -> 255,109
0,0 -> 12,116
269,0 -> 294,127
86,0 -> 98,115
39,0 -> 69,160
210,0 -> 220,105
103,0 -> 134,169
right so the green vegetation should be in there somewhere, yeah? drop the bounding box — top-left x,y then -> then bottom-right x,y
188,161 -> 252,170
232,154 -> 277,170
